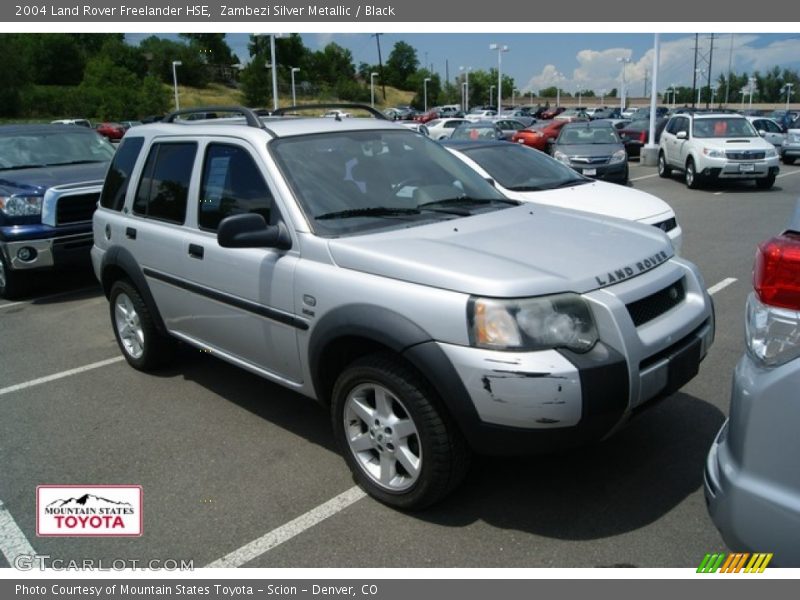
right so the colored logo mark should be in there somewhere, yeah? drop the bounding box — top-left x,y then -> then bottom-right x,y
697,553 -> 773,573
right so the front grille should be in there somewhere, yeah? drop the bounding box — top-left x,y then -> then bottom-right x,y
626,277 -> 686,327
570,156 -> 610,165
653,217 -> 677,233
726,151 -> 765,160
55,193 -> 100,225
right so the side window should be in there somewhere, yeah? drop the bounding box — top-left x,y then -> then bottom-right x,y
766,120 -> 782,133
676,117 -> 689,135
198,144 -> 274,232
666,118 -> 678,135
99,137 -> 144,211
133,143 -> 196,224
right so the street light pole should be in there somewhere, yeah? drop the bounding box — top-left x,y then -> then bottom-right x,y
254,33 -> 281,110
171,60 -> 182,110
489,43 -> 509,111
696,69 -> 705,107
748,76 -> 756,109
459,66 -> 471,112
617,57 -> 632,113
290,67 -> 300,106
785,83 -> 795,111
423,77 -> 431,112
370,72 -> 378,108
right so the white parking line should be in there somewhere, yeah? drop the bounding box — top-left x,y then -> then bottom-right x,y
777,170 -> 800,179
707,277 -> 737,296
0,499 -> 36,568
205,486 -> 366,568
0,357 -> 124,397
630,173 -> 660,182
0,301 -> 25,310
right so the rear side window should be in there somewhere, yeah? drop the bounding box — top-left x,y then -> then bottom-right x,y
133,143 -> 196,224
99,137 -> 144,211
198,144 -> 274,231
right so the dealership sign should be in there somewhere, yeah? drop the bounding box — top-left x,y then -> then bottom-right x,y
36,485 -> 142,537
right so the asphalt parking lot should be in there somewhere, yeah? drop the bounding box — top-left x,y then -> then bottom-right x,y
2,161 -> 800,569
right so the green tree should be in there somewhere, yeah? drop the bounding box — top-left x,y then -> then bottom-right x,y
240,60 -> 273,107
385,41 -> 418,90
138,36 -> 209,88
25,34 -> 86,85
138,76 -> 170,116
80,55 -> 141,119
180,33 -> 234,65
0,35 -> 30,116
310,42 -> 355,85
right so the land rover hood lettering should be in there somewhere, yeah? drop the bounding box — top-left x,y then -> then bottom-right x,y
594,250 -> 671,287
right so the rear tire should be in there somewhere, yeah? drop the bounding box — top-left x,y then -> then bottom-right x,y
331,354 -> 471,510
756,174 -> 776,190
109,279 -> 174,371
782,156 -> 795,165
658,152 -> 671,178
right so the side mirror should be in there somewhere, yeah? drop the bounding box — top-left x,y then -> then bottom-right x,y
676,131 -> 688,140
547,137 -> 556,144
758,129 -> 766,137
217,213 -> 292,250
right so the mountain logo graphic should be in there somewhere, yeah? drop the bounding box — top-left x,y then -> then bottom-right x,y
46,494 -> 133,509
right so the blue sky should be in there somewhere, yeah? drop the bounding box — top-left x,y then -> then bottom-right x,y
126,32 -> 800,96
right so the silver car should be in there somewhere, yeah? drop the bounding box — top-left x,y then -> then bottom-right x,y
705,201 -> 800,566
92,106 -> 715,509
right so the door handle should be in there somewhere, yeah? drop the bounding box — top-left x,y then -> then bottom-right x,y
188,244 -> 204,259
125,227 -> 136,239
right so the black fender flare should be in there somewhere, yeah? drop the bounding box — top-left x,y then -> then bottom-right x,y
100,245 -> 167,335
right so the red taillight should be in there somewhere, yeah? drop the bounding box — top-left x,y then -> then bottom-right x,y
754,232 -> 800,309
639,130 -> 647,143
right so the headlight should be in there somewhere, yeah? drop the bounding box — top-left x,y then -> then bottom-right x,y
553,151 -> 570,163
0,195 -> 43,216
610,149 -> 627,163
746,294 -> 800,367
702,148 -> 726,158
469,294 -> 598,353
765,147 -> 778,158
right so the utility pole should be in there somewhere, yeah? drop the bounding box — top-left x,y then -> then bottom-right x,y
706,33 -> 715,109
724,33 -> 735,107
691,33 -> 699,108
371,33 -> 386,100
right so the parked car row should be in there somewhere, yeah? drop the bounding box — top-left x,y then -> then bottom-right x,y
50,117 -> 142,141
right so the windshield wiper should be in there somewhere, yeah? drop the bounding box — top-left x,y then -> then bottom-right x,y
45,160 -> 106,166
0,164 -> 47,171
315,207 -> 423,220
550,178 -> 591,189
418,196 -> 519,210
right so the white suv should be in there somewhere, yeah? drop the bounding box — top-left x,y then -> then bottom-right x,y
658,113 -> 780,189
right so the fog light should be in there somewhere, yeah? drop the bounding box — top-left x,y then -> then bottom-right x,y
17,246 -> 37,261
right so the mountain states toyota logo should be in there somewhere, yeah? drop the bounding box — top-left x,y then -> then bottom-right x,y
36,485 -> 142,537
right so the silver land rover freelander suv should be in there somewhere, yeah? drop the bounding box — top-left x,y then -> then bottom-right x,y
92,105 -> 715,509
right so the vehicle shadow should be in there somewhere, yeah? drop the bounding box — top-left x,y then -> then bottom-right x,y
153,345 -> 724,540
418,391 -> 724,539
18,265 -> 102,304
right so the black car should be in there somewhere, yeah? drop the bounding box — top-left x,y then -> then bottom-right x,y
617,117 -> 669,158
551,121 -> 629,184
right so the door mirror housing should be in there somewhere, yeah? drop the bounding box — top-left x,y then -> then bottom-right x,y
217,213 -> 292,250
676,130 -> 688,140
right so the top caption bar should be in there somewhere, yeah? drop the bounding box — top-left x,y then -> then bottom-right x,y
1,0 -> 791,22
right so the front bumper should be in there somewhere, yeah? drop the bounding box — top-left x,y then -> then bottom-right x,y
435,260 -> 714,455
781,142 -> 800,158
567,160 -> 627,182
0,224 -> 93,271
704,355 -> 800,566
697,155 -> 780,180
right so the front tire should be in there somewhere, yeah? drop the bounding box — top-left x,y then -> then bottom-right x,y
782,156 -> 795,165
658,152 -> 671,178
109,279 -> 174,371
331,354 -> 470,510
756,174 -> 776,190
685,158 -> 701,189
0,253 -> 25,299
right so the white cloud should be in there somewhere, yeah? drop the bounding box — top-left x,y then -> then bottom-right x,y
524,34 -> 800,97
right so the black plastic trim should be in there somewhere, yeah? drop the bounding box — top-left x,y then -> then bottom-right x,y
141,267 -> 308,331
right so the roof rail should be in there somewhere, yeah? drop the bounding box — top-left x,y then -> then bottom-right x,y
162,106 -> 264,129
271,103 -> 389,121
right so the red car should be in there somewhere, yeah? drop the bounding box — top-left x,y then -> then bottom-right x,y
511,120 -> 568,152
539,106 -> 567,120
414,110 -> 440,124
95,122 -> 125,141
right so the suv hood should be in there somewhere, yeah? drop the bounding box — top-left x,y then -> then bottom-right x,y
0,162 -> 109,195
697,136 -> 774,151
506,180 -> 672,224
327,205 -> 673,297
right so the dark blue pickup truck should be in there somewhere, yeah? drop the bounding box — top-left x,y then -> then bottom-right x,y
0,124 -> 114,298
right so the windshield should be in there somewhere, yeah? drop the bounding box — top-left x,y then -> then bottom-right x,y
458,143 -> 589,191
692,118 -> 759,138
0,130 -> 115,169
558,127 -> 620,145
270,129 -> 511,236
